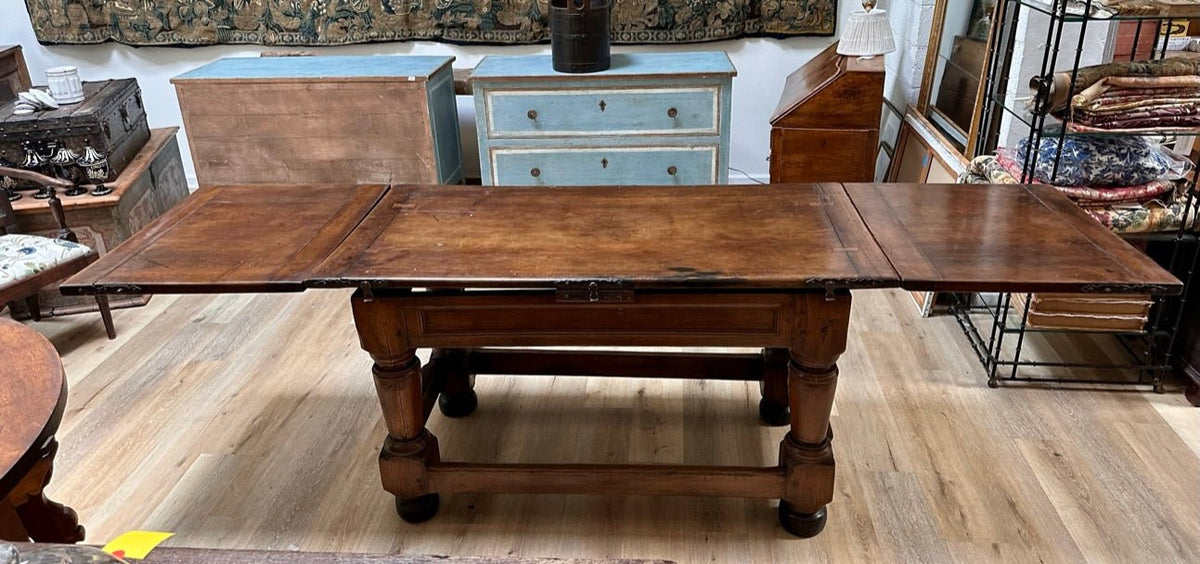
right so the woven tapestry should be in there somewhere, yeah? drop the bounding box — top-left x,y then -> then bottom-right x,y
23,0 -> 837,46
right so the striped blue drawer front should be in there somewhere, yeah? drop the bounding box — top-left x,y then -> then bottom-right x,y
491,147 -> 718,186
485,86 -> 720,138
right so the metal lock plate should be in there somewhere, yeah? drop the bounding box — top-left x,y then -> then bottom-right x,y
555,281 -> 634,303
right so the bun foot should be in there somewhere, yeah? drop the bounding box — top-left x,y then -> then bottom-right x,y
438,390 -> 478,418
778,501 -> 827,538
758,398 -> 790,426
396,493 -> 440,524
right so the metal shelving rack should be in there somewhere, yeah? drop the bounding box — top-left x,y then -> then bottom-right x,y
955,0 -> 1200,390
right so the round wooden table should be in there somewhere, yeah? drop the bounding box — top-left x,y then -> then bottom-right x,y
0,318 -> 84,542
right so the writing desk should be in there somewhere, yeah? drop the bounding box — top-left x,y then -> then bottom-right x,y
62,183 -> 1179,538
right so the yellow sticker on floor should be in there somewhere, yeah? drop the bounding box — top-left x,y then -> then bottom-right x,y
101,531 -> 175,560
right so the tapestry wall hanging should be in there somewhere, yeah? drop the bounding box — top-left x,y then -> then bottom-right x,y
23,0 -> 838,47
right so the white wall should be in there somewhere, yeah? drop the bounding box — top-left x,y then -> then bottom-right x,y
0,3 -> 861,186
885,0 -> 937,109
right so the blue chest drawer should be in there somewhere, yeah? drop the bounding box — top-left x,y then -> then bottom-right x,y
484,86 -> 721,138
470,53 -> 736,186
493,146 -> 717,185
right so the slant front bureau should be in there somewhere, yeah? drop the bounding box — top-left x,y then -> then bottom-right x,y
172,56 -> 462,185
469,53 -> 735,185
62,183 -> 1180,538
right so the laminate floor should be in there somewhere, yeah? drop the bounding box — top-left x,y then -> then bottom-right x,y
23,289 -> 1200,563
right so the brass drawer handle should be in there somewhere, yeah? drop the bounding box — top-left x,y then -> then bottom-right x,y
527,110 -> 538,120
667,166 -> 678,176
667,107 -> 678,118
530,167 -> 541,178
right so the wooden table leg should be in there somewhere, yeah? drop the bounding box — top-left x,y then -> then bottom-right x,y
778,291 -> 851,538
352,294 -> 442,524
759,347 -> 790,426
433,348 -> 477,418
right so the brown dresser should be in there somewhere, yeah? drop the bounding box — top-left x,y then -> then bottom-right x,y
171,55 -> 462,186
769,42 -> 884,183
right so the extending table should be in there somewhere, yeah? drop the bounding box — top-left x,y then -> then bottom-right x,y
61,182 -> 1180,538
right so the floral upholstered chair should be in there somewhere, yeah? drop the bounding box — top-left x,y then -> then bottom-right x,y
0,166 -> 115,339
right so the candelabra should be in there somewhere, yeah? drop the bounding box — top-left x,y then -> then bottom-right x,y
50,145 -> 86,197
22,144 -> 52,199
76,144 -> 112,196
0,155 -> 20,202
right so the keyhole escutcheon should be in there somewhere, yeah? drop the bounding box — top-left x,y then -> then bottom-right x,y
599,100 -> 607,112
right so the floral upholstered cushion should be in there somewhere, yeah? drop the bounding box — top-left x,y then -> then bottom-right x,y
1012,134 -> 1174,187
0,233 -> 92,288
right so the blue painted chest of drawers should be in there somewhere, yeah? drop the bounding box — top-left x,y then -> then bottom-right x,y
469,52 -> 736,186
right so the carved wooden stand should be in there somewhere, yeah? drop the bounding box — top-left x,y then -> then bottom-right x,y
351,288 -> 851,537
0,380 -> 84,543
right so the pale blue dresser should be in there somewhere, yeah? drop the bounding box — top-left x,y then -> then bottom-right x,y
469,52 -> 736,186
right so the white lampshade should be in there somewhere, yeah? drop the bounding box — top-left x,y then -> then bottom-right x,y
837,9 -> 897,58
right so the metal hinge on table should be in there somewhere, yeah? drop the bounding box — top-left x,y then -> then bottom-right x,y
556,281 -> 634,303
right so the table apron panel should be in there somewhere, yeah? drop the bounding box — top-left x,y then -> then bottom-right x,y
386,292 -> 802,349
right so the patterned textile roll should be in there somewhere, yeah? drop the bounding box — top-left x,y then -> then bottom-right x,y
1035,58 -> 1200,113
1086,200 -> 1200,234
961,155 -> 1198,234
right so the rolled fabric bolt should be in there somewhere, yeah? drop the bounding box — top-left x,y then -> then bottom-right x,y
1034,58 -> 1200,113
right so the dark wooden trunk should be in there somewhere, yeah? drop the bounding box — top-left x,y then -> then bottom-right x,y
0,79 -> 150,183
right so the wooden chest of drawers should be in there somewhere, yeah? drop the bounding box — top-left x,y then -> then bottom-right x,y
469,53 -> 735,186
172,56 -> 462,186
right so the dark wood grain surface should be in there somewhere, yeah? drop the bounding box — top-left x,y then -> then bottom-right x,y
0,319 -> 63,484
61,184 -> 387,295
311,184 -> 898,290
61,182 -> 1184,296
844,183 -> 1182,294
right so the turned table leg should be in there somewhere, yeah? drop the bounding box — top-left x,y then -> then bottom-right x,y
759,347 -> 791,426
434,348 -> 477,418
778,291 -> 851,538
353,294 -> 442,524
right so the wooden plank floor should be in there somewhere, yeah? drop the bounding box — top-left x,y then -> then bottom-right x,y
23,289 -> 1200,563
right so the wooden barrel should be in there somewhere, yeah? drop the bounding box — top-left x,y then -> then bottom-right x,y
549,0 -> 611,73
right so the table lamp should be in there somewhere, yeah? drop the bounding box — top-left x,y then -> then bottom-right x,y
837,0 -> 896,58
